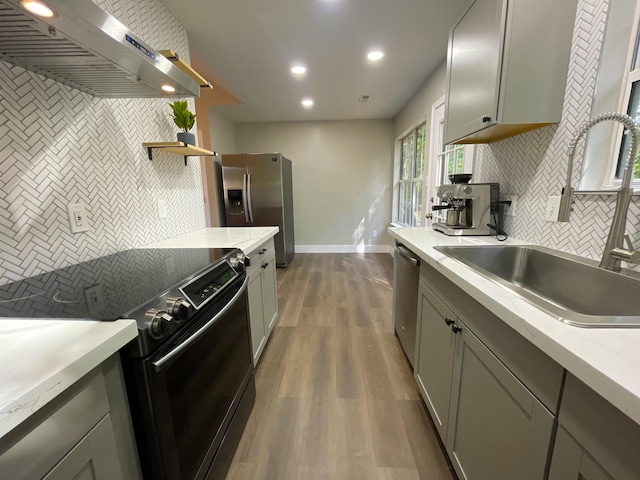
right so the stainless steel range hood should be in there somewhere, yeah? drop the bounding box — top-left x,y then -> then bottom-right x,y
0,0 -> 200,98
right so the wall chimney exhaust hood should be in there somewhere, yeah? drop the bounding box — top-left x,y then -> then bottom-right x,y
0,0 -> 200,98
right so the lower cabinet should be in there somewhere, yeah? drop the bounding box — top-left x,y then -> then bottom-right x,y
446,321 -> 554,480
548,374 -> 640,480
415,263 -> 562,480
0,355 -> 140,480
247,238 -> 279,365
43,414 -> 122,480
415,284 -> 457,440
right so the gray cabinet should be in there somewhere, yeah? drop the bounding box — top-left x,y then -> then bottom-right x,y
444,0 -> 578,144
261,257 -> 278,335
415,263 -> 563,480
414,283 -> 457,440
43,415 -> 122,480
446,321 -> 555,480
0,355 -> 140,480
246,237 -> 279,365
548,374 -> 640,480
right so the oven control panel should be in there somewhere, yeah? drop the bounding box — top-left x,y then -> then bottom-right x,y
181,261 -> 238,309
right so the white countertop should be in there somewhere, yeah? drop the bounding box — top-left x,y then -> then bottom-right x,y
389,227 -> 640,426
140,226 -> 279,253
0,319 -> 137,439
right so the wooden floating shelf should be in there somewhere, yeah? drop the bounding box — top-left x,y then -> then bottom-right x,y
159,50 -> 212,89
143,142 -> 217,165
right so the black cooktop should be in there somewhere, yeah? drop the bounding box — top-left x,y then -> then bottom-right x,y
0,248 -> 234,320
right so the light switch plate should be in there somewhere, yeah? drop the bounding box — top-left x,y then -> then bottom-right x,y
504,195 -> 517,217
545,196 -> 562,222
67,203 -> 90,233
158,198 -> 168,219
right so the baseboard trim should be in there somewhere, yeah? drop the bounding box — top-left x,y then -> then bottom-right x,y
296,245 -> 393,254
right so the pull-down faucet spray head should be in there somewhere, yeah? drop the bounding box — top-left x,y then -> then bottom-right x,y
558,112 -> 638,222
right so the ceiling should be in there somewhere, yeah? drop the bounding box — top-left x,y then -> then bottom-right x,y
161,0 -> 473,123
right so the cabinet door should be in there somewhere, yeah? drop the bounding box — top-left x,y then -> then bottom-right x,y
414,283 -> 457,441
548,427 -> 613,480
44,414 -> 123,480
444,0 -> 507,143
261,254 -> 278,335
248,268 -> 266,364
446,322 -> 554,480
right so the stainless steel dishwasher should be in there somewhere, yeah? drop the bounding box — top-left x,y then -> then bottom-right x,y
393,241 -> 420,368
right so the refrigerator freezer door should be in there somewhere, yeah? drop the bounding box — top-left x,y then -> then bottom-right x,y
247,154 -> 287,263
222,154 -> 249,226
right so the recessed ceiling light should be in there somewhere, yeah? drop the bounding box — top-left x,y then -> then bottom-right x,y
20,0 -> 56,18
301,98 -> 314,108
161,84 -> 176,93
291,65 -> 307,75
367,50 -> 384,61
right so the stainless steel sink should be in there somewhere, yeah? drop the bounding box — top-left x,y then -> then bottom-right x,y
434,245 -> 640,327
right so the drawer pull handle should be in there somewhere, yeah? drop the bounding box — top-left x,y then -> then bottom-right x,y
444,317 -> 455,326
259,249 -> 267,255
261,262 -> 269,269
451,324 -> 462,334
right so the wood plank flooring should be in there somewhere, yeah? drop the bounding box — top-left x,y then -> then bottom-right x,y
227,254 -> 455,480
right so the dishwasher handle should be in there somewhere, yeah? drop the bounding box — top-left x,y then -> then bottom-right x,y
396,243 -> 420,267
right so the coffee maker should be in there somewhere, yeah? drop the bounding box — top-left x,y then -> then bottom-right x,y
432,183 -> 500,236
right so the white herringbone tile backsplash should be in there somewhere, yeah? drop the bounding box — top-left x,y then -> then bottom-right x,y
474,0 -> 640,271
0,0 -> 206,286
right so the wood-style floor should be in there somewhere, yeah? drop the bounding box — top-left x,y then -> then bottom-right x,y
227,254 -> 455,480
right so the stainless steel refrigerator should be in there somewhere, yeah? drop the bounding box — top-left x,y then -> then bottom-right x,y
221,153 -> 295,267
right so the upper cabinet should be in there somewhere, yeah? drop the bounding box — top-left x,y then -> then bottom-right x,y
444,0 -> 578,145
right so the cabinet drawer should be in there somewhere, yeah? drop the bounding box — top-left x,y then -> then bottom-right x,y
0,368 -> 110,480
420,262 -> 563,413
246,238 -> 275,275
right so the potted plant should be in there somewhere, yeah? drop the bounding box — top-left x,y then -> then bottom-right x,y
169,100 -> 196,145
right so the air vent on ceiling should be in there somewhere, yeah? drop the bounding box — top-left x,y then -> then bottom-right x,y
359,95 -> 370,103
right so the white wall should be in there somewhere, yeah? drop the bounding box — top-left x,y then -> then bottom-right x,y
0,0 -> 206,286
235,120 -> 394,252
209,107 -> 237,155
394,62 -> 447,140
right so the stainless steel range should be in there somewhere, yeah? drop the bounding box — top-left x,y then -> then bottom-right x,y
0,247 -> 255,480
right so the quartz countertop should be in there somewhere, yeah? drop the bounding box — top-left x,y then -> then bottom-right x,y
0,319 -> 137,440
139,226 -> 279,253
389,227 -> 640,426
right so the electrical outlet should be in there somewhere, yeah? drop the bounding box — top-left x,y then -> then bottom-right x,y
67,203 -> 90,233
158,198 -> 168,219
84,285 -> 104,317
372,230 -> 378,238
545,196 -> 562,222
504,195 -> 518,217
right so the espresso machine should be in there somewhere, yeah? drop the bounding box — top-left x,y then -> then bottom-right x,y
432,183 -> 500,236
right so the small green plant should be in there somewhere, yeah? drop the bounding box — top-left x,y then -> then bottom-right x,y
169,100 -> 196,132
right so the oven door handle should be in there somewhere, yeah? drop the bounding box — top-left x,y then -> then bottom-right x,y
152,275 -> 249,373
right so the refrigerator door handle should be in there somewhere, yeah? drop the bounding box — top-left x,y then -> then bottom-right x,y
242,173 -> 251,223
246,173 -> 255,223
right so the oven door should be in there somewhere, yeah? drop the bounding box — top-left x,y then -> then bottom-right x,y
129,273 -> 253,480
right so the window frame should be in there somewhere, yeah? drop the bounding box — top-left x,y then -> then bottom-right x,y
428,96 -> 474,224
580,1 -> 640,191
396,123 -> 426,227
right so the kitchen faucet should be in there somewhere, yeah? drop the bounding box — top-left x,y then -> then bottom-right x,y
558,112 -> 639,272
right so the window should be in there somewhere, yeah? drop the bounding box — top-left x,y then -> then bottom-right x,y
580,2 -> 640,190
616,55 -> 640,182
397,123 -> 426,226
428,96 -> 474,223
